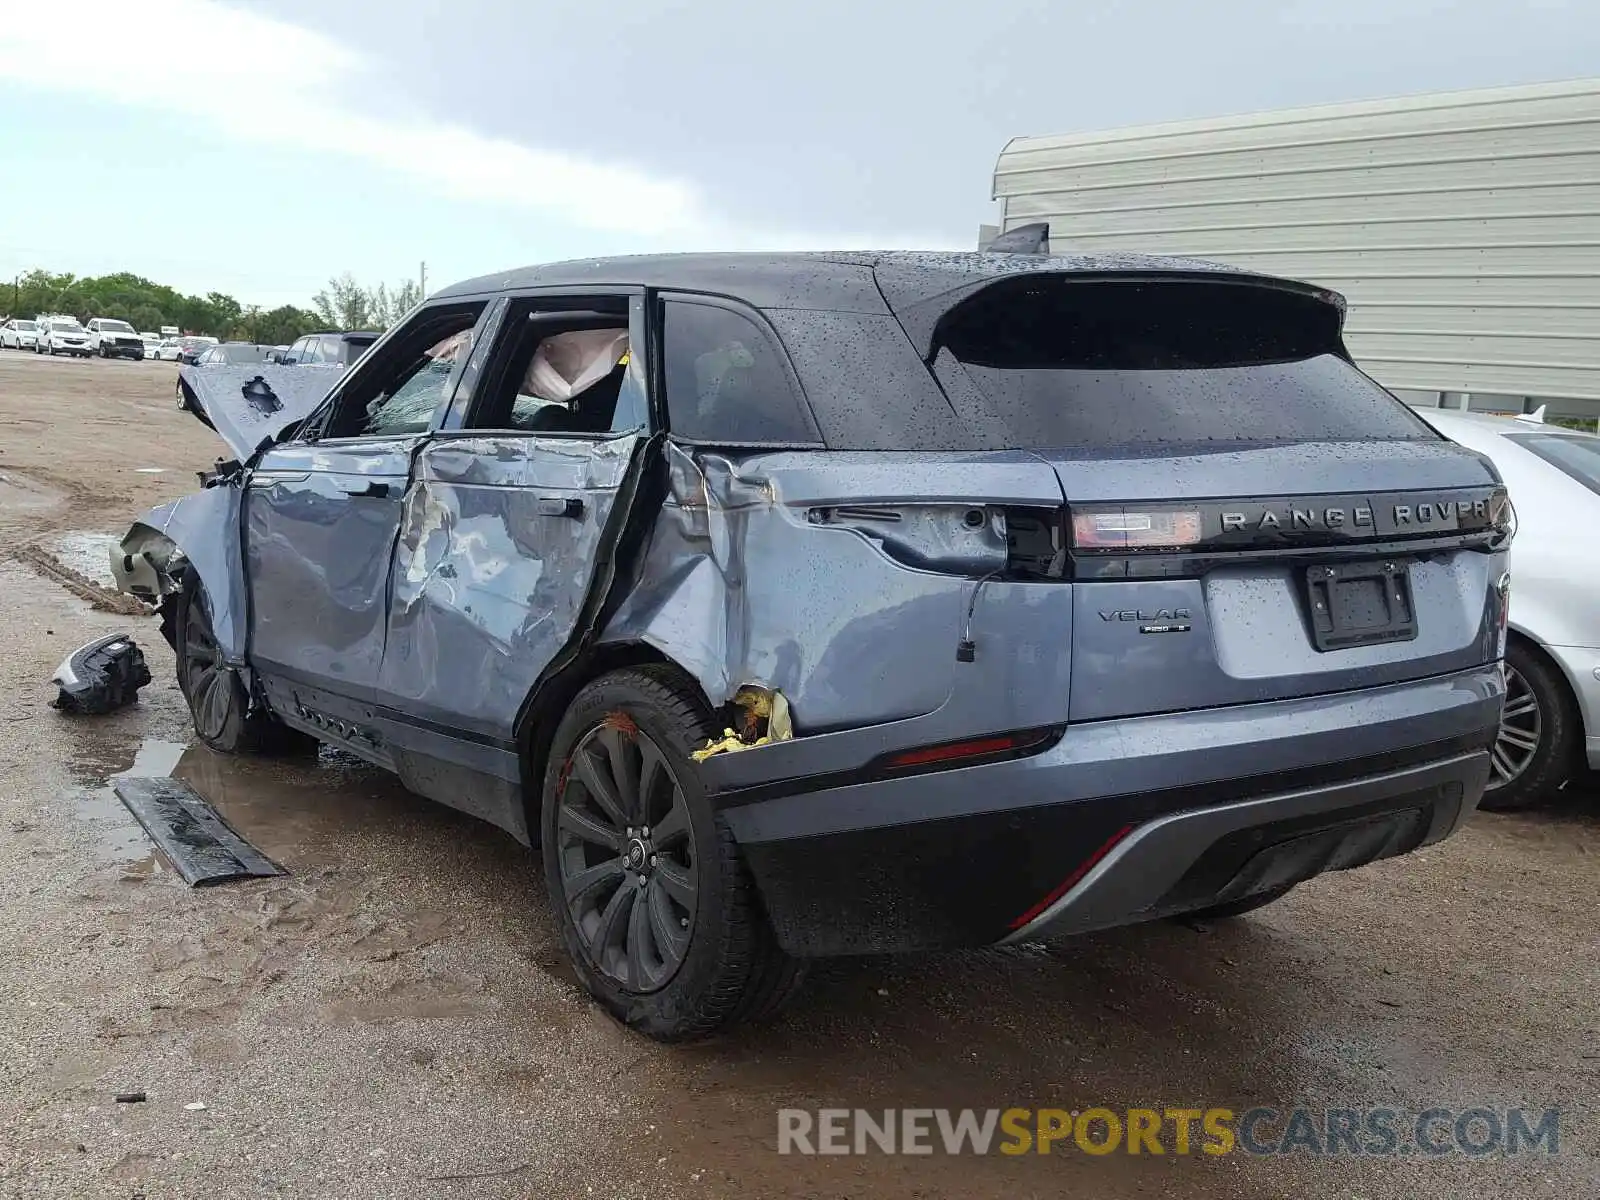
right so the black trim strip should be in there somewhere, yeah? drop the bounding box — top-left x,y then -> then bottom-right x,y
1071,530 -> 1504,581
255,663 -> 517,752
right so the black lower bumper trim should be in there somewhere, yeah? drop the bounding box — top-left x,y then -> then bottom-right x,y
740,736 -> 1490,957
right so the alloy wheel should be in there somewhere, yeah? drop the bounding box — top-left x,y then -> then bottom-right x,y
1488,663 -> 1542,789
556,722 -> 697,993
181,592 -> 233,741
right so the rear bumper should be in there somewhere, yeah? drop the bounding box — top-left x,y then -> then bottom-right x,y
1544,643 -> 1600,770
719,665 -> 1502,955
1002,751 -> 1485,942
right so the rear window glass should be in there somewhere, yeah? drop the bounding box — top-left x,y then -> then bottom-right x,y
1509,433 -> 1600,495
16,320 -> 36,331
936,278 -> 1433,448
218,344 -> 268,364
662,300 -> 818,444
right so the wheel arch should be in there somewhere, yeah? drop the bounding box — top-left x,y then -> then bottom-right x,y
1506,627 -> 1583,722
513,640 -> 715,842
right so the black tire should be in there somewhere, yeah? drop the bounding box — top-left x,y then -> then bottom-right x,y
1479,638 -> 1579,812
1181,885 -> 1296,921
541,666 -> 805,1041
174,573 -> 315,756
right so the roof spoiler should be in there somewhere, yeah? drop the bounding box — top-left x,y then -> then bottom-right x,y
982,222 -> 1050,255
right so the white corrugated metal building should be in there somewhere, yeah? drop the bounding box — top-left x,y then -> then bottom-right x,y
988,79 -> 1600,425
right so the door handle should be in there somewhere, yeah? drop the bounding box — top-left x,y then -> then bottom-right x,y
340,481 -> 390,499
536,496 -> 584,519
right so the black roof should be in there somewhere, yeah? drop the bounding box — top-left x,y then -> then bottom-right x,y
435,250 -> 1343,453
434,250 -> 1332,357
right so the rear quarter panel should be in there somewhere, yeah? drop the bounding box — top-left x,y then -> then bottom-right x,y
602,443 -> 1073,734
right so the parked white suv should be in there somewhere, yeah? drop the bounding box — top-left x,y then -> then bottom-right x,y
37,316 -> 92,357
1,318 -> 40,350
86,318 -> 146,360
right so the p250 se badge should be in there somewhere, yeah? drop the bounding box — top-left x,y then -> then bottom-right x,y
1099,608 -> 1194,634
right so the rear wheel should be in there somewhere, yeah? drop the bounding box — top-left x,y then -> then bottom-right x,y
1479,638 -> 1578,812
175,573 -> 314,756
541,667 -> 804,1041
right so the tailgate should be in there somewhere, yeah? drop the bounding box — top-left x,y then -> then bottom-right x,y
916,272 -> 1513,720
1053,442 -> 1507,719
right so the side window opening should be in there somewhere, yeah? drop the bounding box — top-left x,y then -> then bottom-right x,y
661,299 -> 818,444
322,304 -> 485,439
467,297 -> 645,437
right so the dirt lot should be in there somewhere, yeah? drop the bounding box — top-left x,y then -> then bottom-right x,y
1,353 -> 1597,1199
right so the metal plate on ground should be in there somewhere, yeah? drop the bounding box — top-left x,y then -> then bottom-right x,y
112,776 -> 286,886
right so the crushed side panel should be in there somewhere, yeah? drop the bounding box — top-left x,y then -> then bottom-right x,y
601,443 -> 980,732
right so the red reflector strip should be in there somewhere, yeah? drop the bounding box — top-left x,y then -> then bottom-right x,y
1008,823 -> 1137,931
885,734 -> 1025,770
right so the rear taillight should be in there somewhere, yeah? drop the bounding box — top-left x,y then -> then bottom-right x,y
1496,571 -> 1511,656
1489,489 -> 1516,541
1070,507 -> 1203,551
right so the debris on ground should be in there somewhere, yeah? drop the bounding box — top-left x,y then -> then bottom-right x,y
114,1092 -> 147,1104
49,633 -> 152,714
691,686 -> 793,761
113,776 -> 286,887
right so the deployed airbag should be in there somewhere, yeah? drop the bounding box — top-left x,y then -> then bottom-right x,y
523,329 -> 629,403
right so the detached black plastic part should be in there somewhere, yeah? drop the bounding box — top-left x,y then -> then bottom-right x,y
112,776 -> 287,886
50,633 -> 152,715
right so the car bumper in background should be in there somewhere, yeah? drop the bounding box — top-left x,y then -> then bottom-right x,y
1545,643 -> 1600,769
715,665 -> 1503,956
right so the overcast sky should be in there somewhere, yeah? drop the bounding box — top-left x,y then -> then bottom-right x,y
2,0 -> 1596,309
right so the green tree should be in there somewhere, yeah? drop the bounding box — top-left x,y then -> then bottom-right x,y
4,265 -> 413,338
128,304 -> 166,334
312,273 -> 374,331
254,305 -> 323,345
312,273 -> 421,331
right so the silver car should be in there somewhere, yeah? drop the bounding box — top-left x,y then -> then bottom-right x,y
1418,408 -> 1600,807
112,249 -> 1512,1039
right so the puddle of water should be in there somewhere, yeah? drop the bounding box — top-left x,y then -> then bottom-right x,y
65,737 -> 188,866
47,532 -> 120,589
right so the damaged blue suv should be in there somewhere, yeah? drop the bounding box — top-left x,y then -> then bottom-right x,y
113,249 -> 1512,1040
